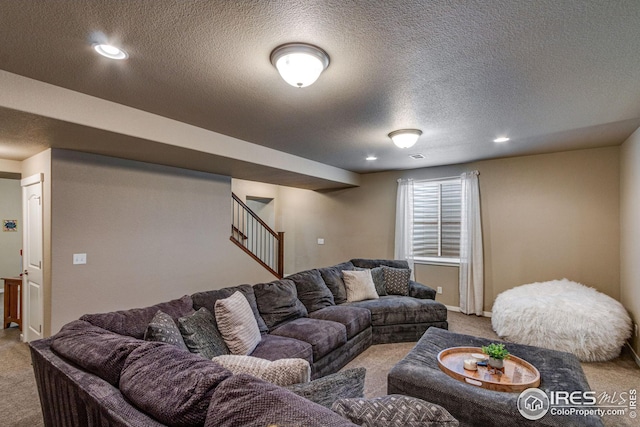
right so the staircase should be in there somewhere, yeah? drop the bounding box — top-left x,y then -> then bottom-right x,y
230,193 -> 284,279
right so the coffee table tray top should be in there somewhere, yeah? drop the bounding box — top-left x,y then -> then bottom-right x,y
437,346 -> 540,392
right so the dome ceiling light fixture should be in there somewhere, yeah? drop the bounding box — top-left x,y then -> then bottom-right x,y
270,43 -> 330,88
388,129 -> 422,149
93,43 -> 128,60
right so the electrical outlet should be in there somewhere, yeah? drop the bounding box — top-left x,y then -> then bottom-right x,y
437,286 -> 443,294
73,253 -> 87,265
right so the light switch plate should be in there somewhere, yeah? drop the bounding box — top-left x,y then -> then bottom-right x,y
317,238 -> 325,245
437,286 -> 443,294
73,253 -> 87,265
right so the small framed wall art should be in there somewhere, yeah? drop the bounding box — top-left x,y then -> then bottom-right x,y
3,219 -> 17,232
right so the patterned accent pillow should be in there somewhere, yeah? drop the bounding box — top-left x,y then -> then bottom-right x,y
178,307 -> 230,359
286,367 -> 365,409
332,394 -> 459,427
144,310 -> 188,350
215,291 -> 262,355
212,355 -> 311,386
343,270 -> 379,302
382,266 -> 411,296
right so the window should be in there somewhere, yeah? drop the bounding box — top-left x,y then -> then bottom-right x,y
412,178 -> 462,264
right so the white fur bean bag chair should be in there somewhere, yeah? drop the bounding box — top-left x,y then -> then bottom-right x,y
491,279 -> 632,362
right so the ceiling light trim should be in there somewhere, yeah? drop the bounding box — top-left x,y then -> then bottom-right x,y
93,43 -> 128,60
388,129 -> 422,149
270,43 -> 330,88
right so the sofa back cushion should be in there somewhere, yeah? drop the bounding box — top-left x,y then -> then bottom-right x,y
191,284 -> 269,334
120,341 -> 232,427
51,320 -> 143,386
287,269 -> 335,312
80,295 -> 195,339
318,261 -> 355,305
254,279 -> 308,331
350,258 -> 410,270
206,374 -> 358,427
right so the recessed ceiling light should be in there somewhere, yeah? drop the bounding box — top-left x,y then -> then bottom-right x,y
493,137 -> 510,143
366,156 -> 377,161
93,43 -> 128,60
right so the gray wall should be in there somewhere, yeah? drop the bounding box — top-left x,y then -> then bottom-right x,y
50,150 -> 274,334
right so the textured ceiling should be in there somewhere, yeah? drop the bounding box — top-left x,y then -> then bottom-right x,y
0,0 -> 639,179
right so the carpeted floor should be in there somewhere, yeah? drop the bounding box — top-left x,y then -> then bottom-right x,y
0,309 -> 638,427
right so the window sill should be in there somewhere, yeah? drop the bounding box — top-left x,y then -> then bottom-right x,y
413,257 -> 460,267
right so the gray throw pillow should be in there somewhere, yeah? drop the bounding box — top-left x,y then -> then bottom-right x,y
382,266 -> 411,296
288,269 -> 335,312
178,307 -> 230,359
332,394 -> 459,427
254,279 -> 308,330
286,367 -> 365,409
144,310 -> 188,351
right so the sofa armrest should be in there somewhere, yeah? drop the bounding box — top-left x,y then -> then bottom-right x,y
409,281 -> 436,300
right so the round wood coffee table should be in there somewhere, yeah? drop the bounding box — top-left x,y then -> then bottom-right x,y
437,347 -> 540,392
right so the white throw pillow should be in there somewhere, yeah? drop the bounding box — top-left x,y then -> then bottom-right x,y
342,270 -> 379,302
212,355 -> 311,386
214,291 -> 261,355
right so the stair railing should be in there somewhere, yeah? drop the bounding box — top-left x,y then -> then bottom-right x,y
230,193 -> 284,279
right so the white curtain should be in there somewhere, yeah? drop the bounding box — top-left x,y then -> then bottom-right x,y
394,179 -> 415,276
459,171 -> 484,315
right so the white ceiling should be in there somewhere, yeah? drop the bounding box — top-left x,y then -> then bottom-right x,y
1,1 -> 639,188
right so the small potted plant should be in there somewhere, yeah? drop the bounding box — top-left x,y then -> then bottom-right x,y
481,343 -> 510,369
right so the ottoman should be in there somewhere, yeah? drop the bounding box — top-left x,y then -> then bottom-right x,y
387,328 -> 604,427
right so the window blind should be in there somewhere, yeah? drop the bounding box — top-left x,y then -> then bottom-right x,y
412,179 -> 461,259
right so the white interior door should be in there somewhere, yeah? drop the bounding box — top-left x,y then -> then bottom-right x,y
21,174 -> 44,342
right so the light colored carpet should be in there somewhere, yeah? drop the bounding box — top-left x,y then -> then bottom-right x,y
343,311 -> 640,427
0,309 -> 637,427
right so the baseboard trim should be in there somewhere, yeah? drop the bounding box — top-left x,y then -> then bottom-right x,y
627,342 -> 640,369
445,305 -> 492,318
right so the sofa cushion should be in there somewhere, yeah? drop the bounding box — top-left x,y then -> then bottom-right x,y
382,266 -> 411,296
212,354 -> 311,386
271,317 -> 347,360
319,261 -> 355,304
309,306 -> 371,339
178,307 -> 229,359
286,367 -> 366,409
191,284 -> 268,334
214,291 -> 261,355
254,279 -> 308,330
144,310 -> 188,351
120,341 -> 232,427
288,269 -> 335,312
249,333 -> 313,365
332,394 -> 459,427
370,266 -> 387,296
346,296 -> 447,326
80,295 -> 195,339
350,258 -> 410,270
205,374 -> 358,427
343,270 -> 379,302
51,320 -> 143,386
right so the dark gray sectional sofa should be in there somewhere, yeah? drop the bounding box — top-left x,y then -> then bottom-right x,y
30,258 -> 448,426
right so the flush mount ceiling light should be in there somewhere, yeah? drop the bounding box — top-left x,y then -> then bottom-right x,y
493,136 -> 510,143
270,43 -> 330,88
93,43 -> 128,60
388,129 -> 422,149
